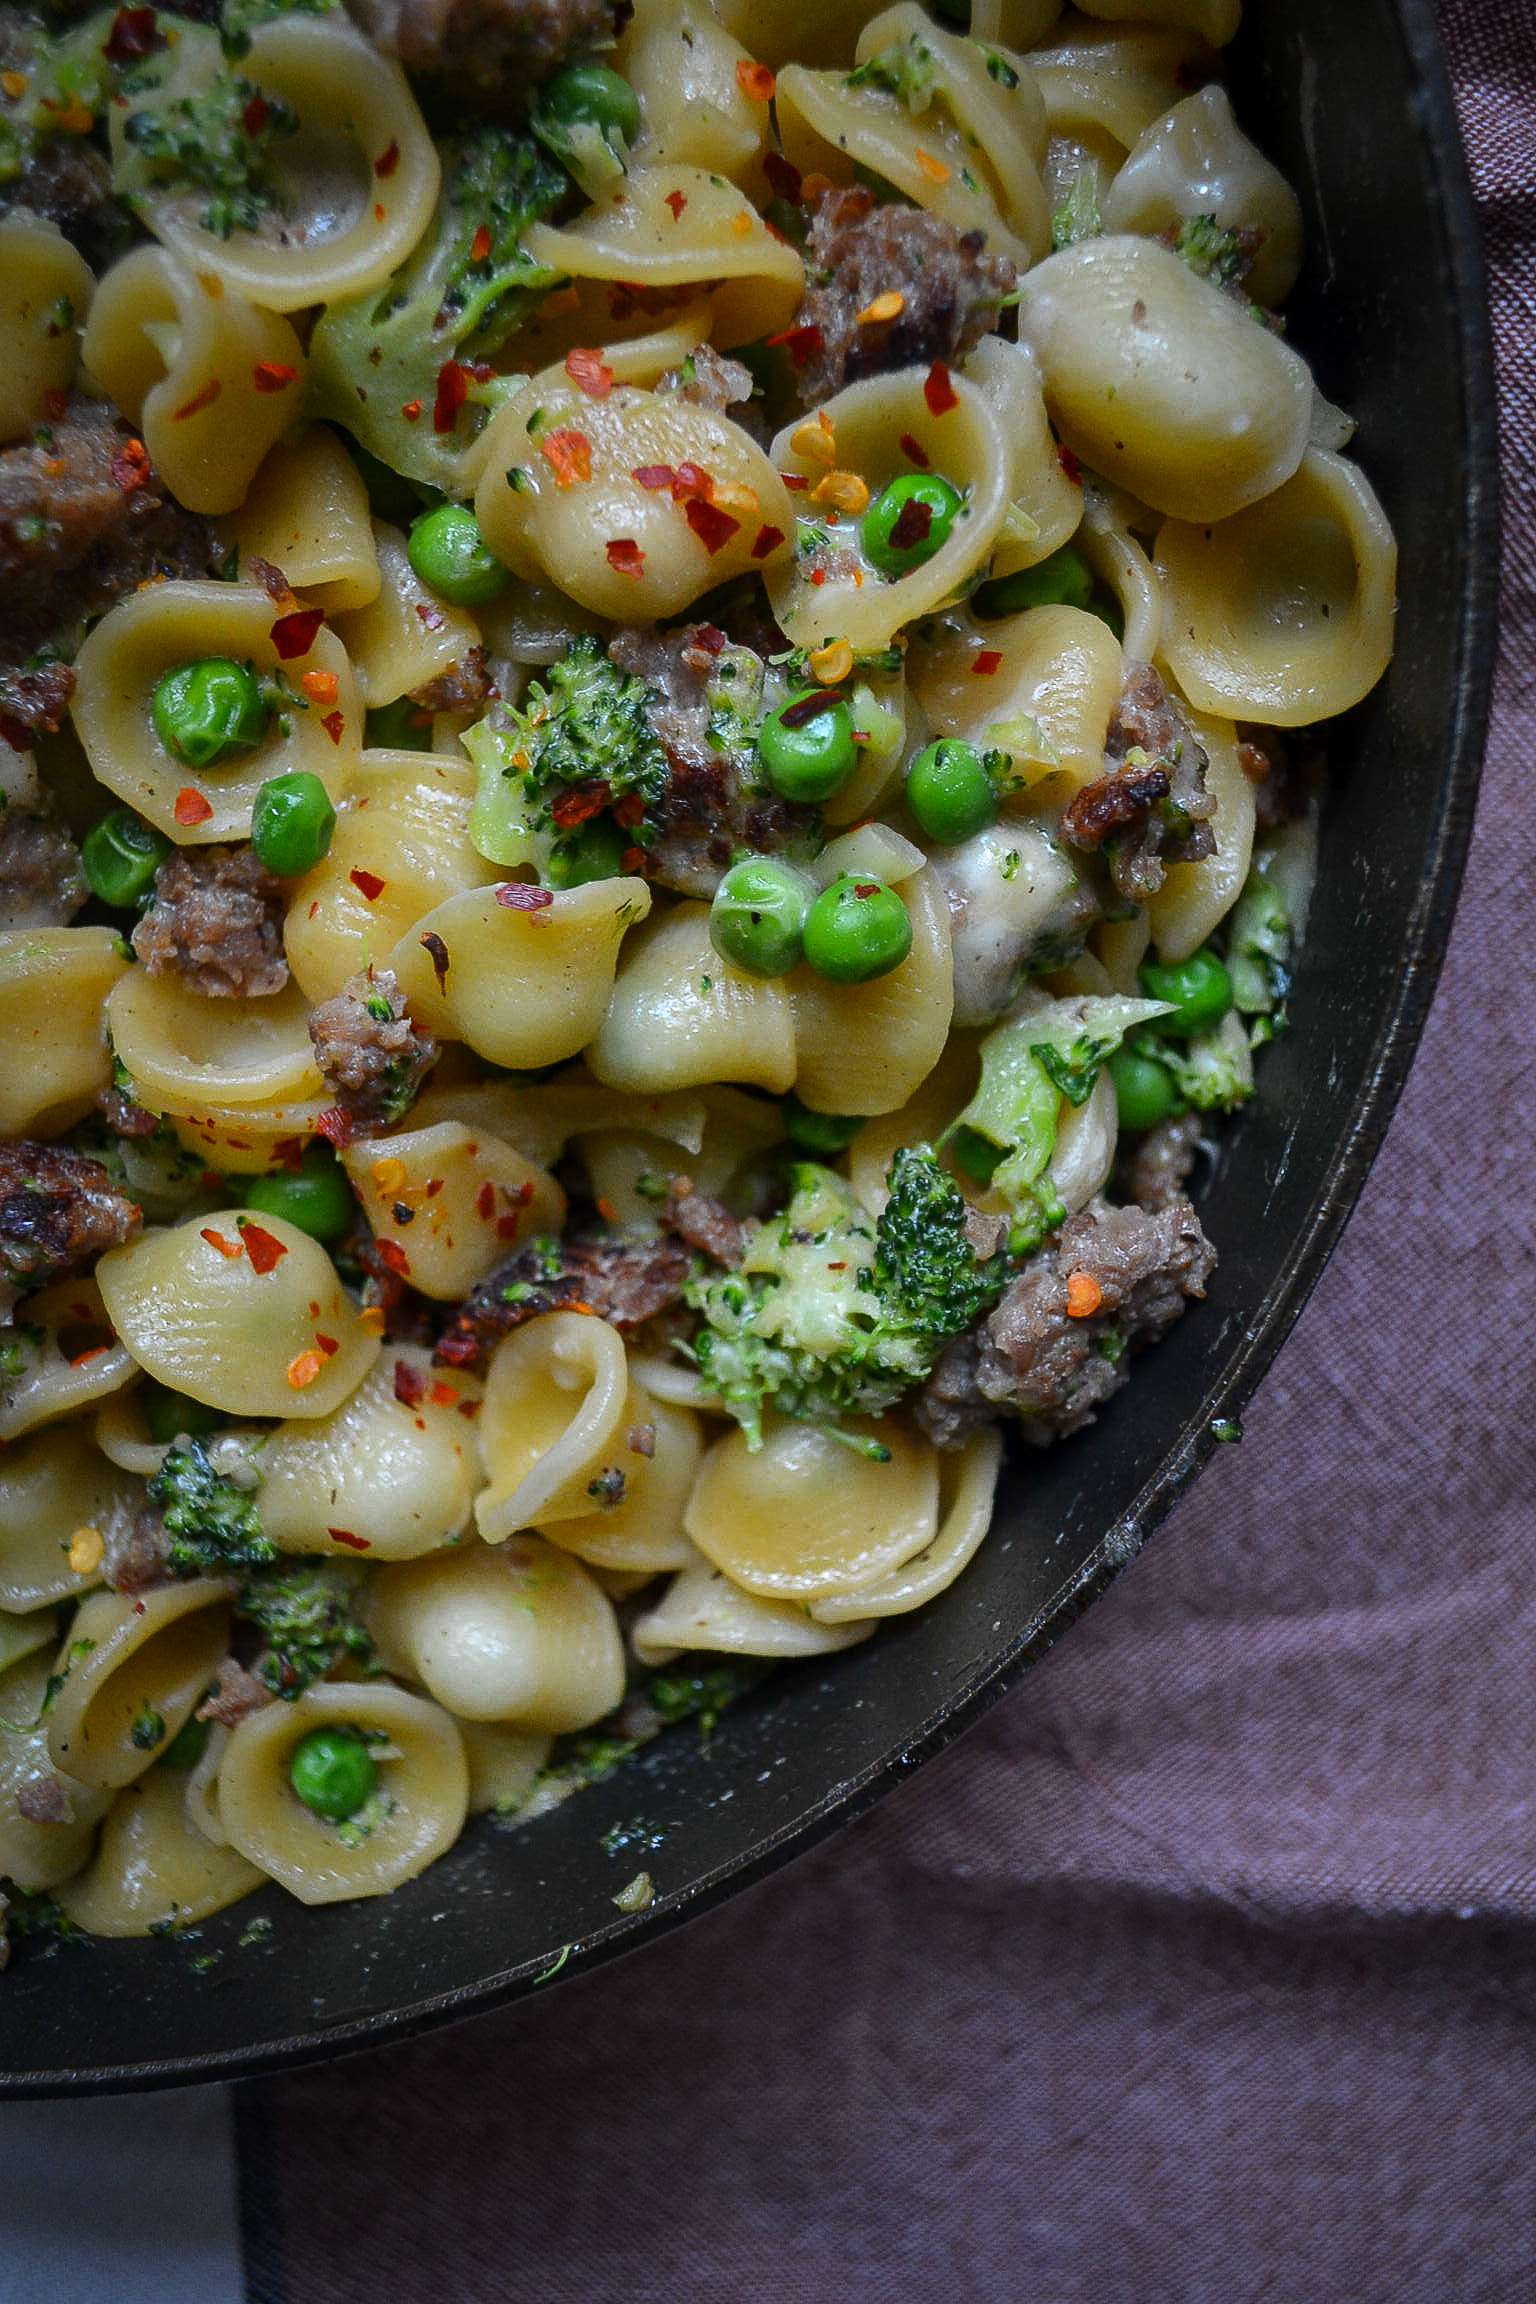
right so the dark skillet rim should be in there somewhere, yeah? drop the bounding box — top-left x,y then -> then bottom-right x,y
3,0 -> 1502,2095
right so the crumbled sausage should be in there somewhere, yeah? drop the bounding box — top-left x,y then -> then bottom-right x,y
916,1195 -> 1216,1448
308,967 -> 439,1127
104,1505 -> 173,1597
15,1772 -> 75,1826
0,1139 -> 140,1314
788,185 -> 1014,407
132,846 -> 289,998
343,0 -> 613,84
409,644 -> 496,717
1060,660 -> 1214,901
196,1656 -> 271,1728
0,798 -> 84,928
663,1175 -> 747,1267
1124,1110 -> 1205,1214
0,661 -> 76,750
435,1233 -> 693,1368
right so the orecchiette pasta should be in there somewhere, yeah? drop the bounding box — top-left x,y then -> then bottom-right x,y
226,426 -> 382,614
46,1578 -> 235,1790
0,213 -> 94,446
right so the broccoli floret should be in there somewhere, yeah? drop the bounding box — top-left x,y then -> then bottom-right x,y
234,1560 -> 376,1698
685,1157 -> 1010,1450
1174,213 -> 1248,286
120,68 -> 300,240
466,636 -> 669,883
847,32 -> 937,111
646,1659 -> 758,1738
149,1442 -> 273,1577
1134,1012 -> 1254,1113
219,0 -> 335,58
307,124 -> 567,490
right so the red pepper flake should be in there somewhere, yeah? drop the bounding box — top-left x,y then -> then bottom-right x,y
899,431 -> 931,468
374,138 -> 400,179
540,427 -> 591,488
474,1182 -> 495,1221
633,462 -> 678,493
373,1238 -> 410,1278
429,1380 -> 458,1409
321,709 -> 345,745
664,188 -> 688,220
414,598 -> 446,633
551,784 -> 610,829
779,688 -> 840,730
200,1227 -> 242,1260
457,1396 -> 482,1419
782,472 -> 809,492
735,58 -> 774,100
69,1345 -> 110,1368
612,791 -> 645,829
923,360 -> 959,417
420,929 -> 449,988
401,397 -> 423,423
674,460 -> 713,501
110,438 -> 150,493
393,1359 -> 428,1406
43,387 -> 68,423
971,648 -> 1003,676
328,1527 -> 371,1551
494,1213 -> 523,1239
763,150 -> 802,202
766,323 -> 823,367
350,867 -> 385,901
751,522 -> 787,561
104,6 -> 160,62
235,1219 -> 288,1275
620,845 -> 645,873
433,358 -> 469,435
271,605 -> 325,660
270,1138 -> 305,1171
686,498 -> 740,555
1057,443 -> 1083,486
314,1106 -> 354,1148
315,1333 -> 339,1358
606,536 -> 645,579
242,91 -> 268,135
809,567 -> 826,586
565,345 -> 614,399
495,882 -> 554,911
174,787 -> 213,826
469,221 -> 491,262
300,668 -> 339,706
252,361 -> 297,394
887,496 -> 933,553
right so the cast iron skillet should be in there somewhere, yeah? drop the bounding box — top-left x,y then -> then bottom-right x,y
0,0 -> 1498,2092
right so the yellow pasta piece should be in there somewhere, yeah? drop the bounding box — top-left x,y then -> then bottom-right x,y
0,212 -> 94,445
59,1769 -> 264,1937
228,424 -> 381,613
684,1414 -> 940,1601
342,1120 -> 564,1301
46,1579 -> 234,1791
0,927 -> 127,1135
590,900 -> 797,1097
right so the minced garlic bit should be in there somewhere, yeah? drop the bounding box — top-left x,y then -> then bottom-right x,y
68,1526 -> 104,1576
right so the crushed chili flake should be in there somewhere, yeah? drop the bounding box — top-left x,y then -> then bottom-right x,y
620,845 -> 645,873
372,1238 -> 410,1278
373,136 -> 401,178
887,495 -> 933,552
358,1305 -> 387,1336
315,1333 -> 339,1358
110,439 -> 150,492
433,358 -> 469,435
414,598 -> 446,632
612,790 -> 645,829
811,467 -> 868,515
457,1397 -> 481,1419
606,536 -> 646,579
674,459 -> 713,501
474,1182 -> 495,1221
394,1359 -> 428,1405
781,472 -> 809,492
328,1527 -> 370,1551
923,361 -> 959,416
104,3 -> 160,57
686,498 -> 740,555
199,1228 -> 242,1260
809,637 -> 854,685
971,648 -> 1003,676
401,397 -> 423,423
633,462 -> 678,493
495,882 -> 554,911
551,784 -> 610,829
731,211 -> 754,237
735,57 -> 774,100
235,1220 -> 288,1274
271,605 -> 325,659
751,522 -> 786,560
300,668 -> 339,706
1065,1269 -> 1103,1319
429,1381 -> 458,1409
242,91 -> 268,135
766,323 -> 824,369
540,427 -> 592,488
314,1106 -> 354,1148
1057,443 -> 1083,485
565,345 -> 614,399
69,1346 -> 110,1369
252,361 -> 297,394
857,289 -> 906,325
899,431 -> 931,468
763,150 -> 802,202
420,929 -> 450,989
664,188 -> 688,220
321,709 -> 346,745
371,1157 -> 406,1193
350,867 -> 385,901
174,788 -> 213,826
914,147 -> 949,183
43,387 -> 67,423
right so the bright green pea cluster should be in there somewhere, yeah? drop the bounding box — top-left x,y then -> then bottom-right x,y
288,1726 -> 378,1823
780,1093 -> 864,1156
407,503 -> 507,607
1110,948 -> 1236,1130
709,855 -> 913,988
862,473 -> 963,578
151,657 -> 269,769
250,772 -> 336,878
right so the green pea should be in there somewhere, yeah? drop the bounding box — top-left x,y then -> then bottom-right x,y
365,697 -> 435,752
288,1726 -> 379,1823
80,807 -> 171,910
250,771 -> 337,878
757,689 -> 857,803
138,1380 -> 228,1447
709,857 -> 814,977
241,1143 -> 355,1243
1108,1047 -> 1183,1133
154,1711 -> 212,1773
861,473 -> 963,578
905,739 -> 998,846
548,814 -> 629,888
972,540 -> 1096,620
780,1092 -> 864,1155
802,874 -> 912,984
535,60 -> 641,157
1137,948 -> 1234,1036
151,657 -> 270,769
406,503 -> 507,607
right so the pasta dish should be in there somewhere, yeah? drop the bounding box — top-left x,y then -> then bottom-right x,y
0,0 -> 1394,1943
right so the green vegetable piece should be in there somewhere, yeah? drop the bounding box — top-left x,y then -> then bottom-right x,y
545,813 -> 629,888
757,689 -> 857,803
531,61 -> 640,175
148,1440 -> 273,1577
904,739 -> 998,845
646,1659 -> 753,1737
155,1711 -> 212,1773
1108,1047 -> 1183,1133
236,1560 -> 375,1698
365,697 -> 435,751
950,1125 -> 1004,1185
1226,863 -> 1293,1015
973,541 -> 1096,618
250,772 -> 337,878
779,1092 -> 864,1156
241,1143 -> 354,1243
802,874 -> 911,984
120,67 -> 299,241
1174,212 -> 1247,285
287,1726 -> 378,1822
874,1145 -> 1009,1336
80,807 -> 171,910
1137,947 -> 1234,1036
1135,1021 -> 1252,1112
406,502 -> 507,606
139,1380 -> 229,1447
861,472 -> 963,577
151,657 -> 270,769
709,857 -> 814,978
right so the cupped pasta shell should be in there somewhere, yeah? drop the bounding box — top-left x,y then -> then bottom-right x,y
810,1424 -> 1004,1620
46,1579 -> 235,1791
0,212 -> 94,446
106,973 -> 323,1119
258,1345 -> 484,1560
630,1545 -> 876,1664
57,1768 -> 264,1937
0,1427 -> 139,1612
684,1414 -> 941,1600
475,1312 -> 631,1541
0,928 -> 127,1136
0,1649 -> 115,1893
228,424 -> 380,613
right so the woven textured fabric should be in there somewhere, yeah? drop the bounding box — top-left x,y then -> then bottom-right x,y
243,9 -> 1536,2296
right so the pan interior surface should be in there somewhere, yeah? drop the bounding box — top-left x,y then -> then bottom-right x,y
0,0 -> 1497,2092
